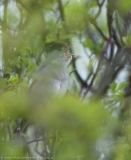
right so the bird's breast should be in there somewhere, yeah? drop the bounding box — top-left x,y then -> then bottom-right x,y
51,65 -> 69,81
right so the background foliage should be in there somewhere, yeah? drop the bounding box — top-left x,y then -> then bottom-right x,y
1,0 -> 131,159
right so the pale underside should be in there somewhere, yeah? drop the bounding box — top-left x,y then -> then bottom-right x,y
29,62 -> 69,107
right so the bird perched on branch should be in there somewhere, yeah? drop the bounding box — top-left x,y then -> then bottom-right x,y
14,43 -> 73,133
14,43 -> 73,159
29,43 -> 73,107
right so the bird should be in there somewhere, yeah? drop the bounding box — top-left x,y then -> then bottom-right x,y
14,43 -> 73,158
14,43 -> 72,132
29,43 -> 73,107
28,43 -> 73,155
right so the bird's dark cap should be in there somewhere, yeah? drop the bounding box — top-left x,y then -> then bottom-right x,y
49,42 -> 68,51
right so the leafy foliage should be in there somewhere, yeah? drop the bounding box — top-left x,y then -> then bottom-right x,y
0,0 -> 131,160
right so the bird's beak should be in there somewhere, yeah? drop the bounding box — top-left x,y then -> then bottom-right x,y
65,44 -> 73,52
62,44 -> 73,56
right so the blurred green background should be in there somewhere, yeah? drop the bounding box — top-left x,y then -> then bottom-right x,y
1,0 -> 131,159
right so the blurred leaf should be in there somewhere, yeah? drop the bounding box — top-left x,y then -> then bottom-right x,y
117,82 -> 129,91
86,38 -> 93,50
0,78 -> 7,90
28,62 -> 37,72
9,74 -> 19,84
110,81 -> 117,92
122,36 -> 128,45
92,40 -> 105,55
122,36 -> 131,47
65,1 -> 87,31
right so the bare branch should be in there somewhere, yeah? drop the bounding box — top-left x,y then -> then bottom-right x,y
83,37 -> 112,98
27,138 -> 43,144
91,21 -> 109,41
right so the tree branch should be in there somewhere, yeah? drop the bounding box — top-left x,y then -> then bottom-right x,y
91,21 -> 109,41
83,37 -> 112,98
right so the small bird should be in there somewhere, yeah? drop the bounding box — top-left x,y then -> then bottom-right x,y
29,44 -> 72,107
14,43 -> 72,133
14,43 -> 73,158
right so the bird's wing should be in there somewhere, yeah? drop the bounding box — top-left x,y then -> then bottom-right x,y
29,60 -> 69,107
59,79 -> 68,96
29,63 -> 46,92
29,78 -> 66,106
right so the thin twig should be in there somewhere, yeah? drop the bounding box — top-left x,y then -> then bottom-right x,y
27,138 -> 43,144
112,27 -> 123,48
34,148 -> 44,157
91,21 -> 109,41
72,58 -> 87,88
83,37 -> 112,98
16,0 -> 31,12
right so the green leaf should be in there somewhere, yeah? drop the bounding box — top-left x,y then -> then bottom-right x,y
122,36 -> 131,47
122,36 -> 128,45
86,38 -> 93,50
117,82 -> 129,91
9,74 -> 19,84
110,81 -> 117,92
18,83 -> 28,87
28,62 -> 37,72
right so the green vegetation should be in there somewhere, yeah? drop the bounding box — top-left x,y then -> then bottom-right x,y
0,0 -> 131,159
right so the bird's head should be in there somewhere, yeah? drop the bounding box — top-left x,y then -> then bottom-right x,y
61,45 -> 73,66
47,43 -> 73,67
